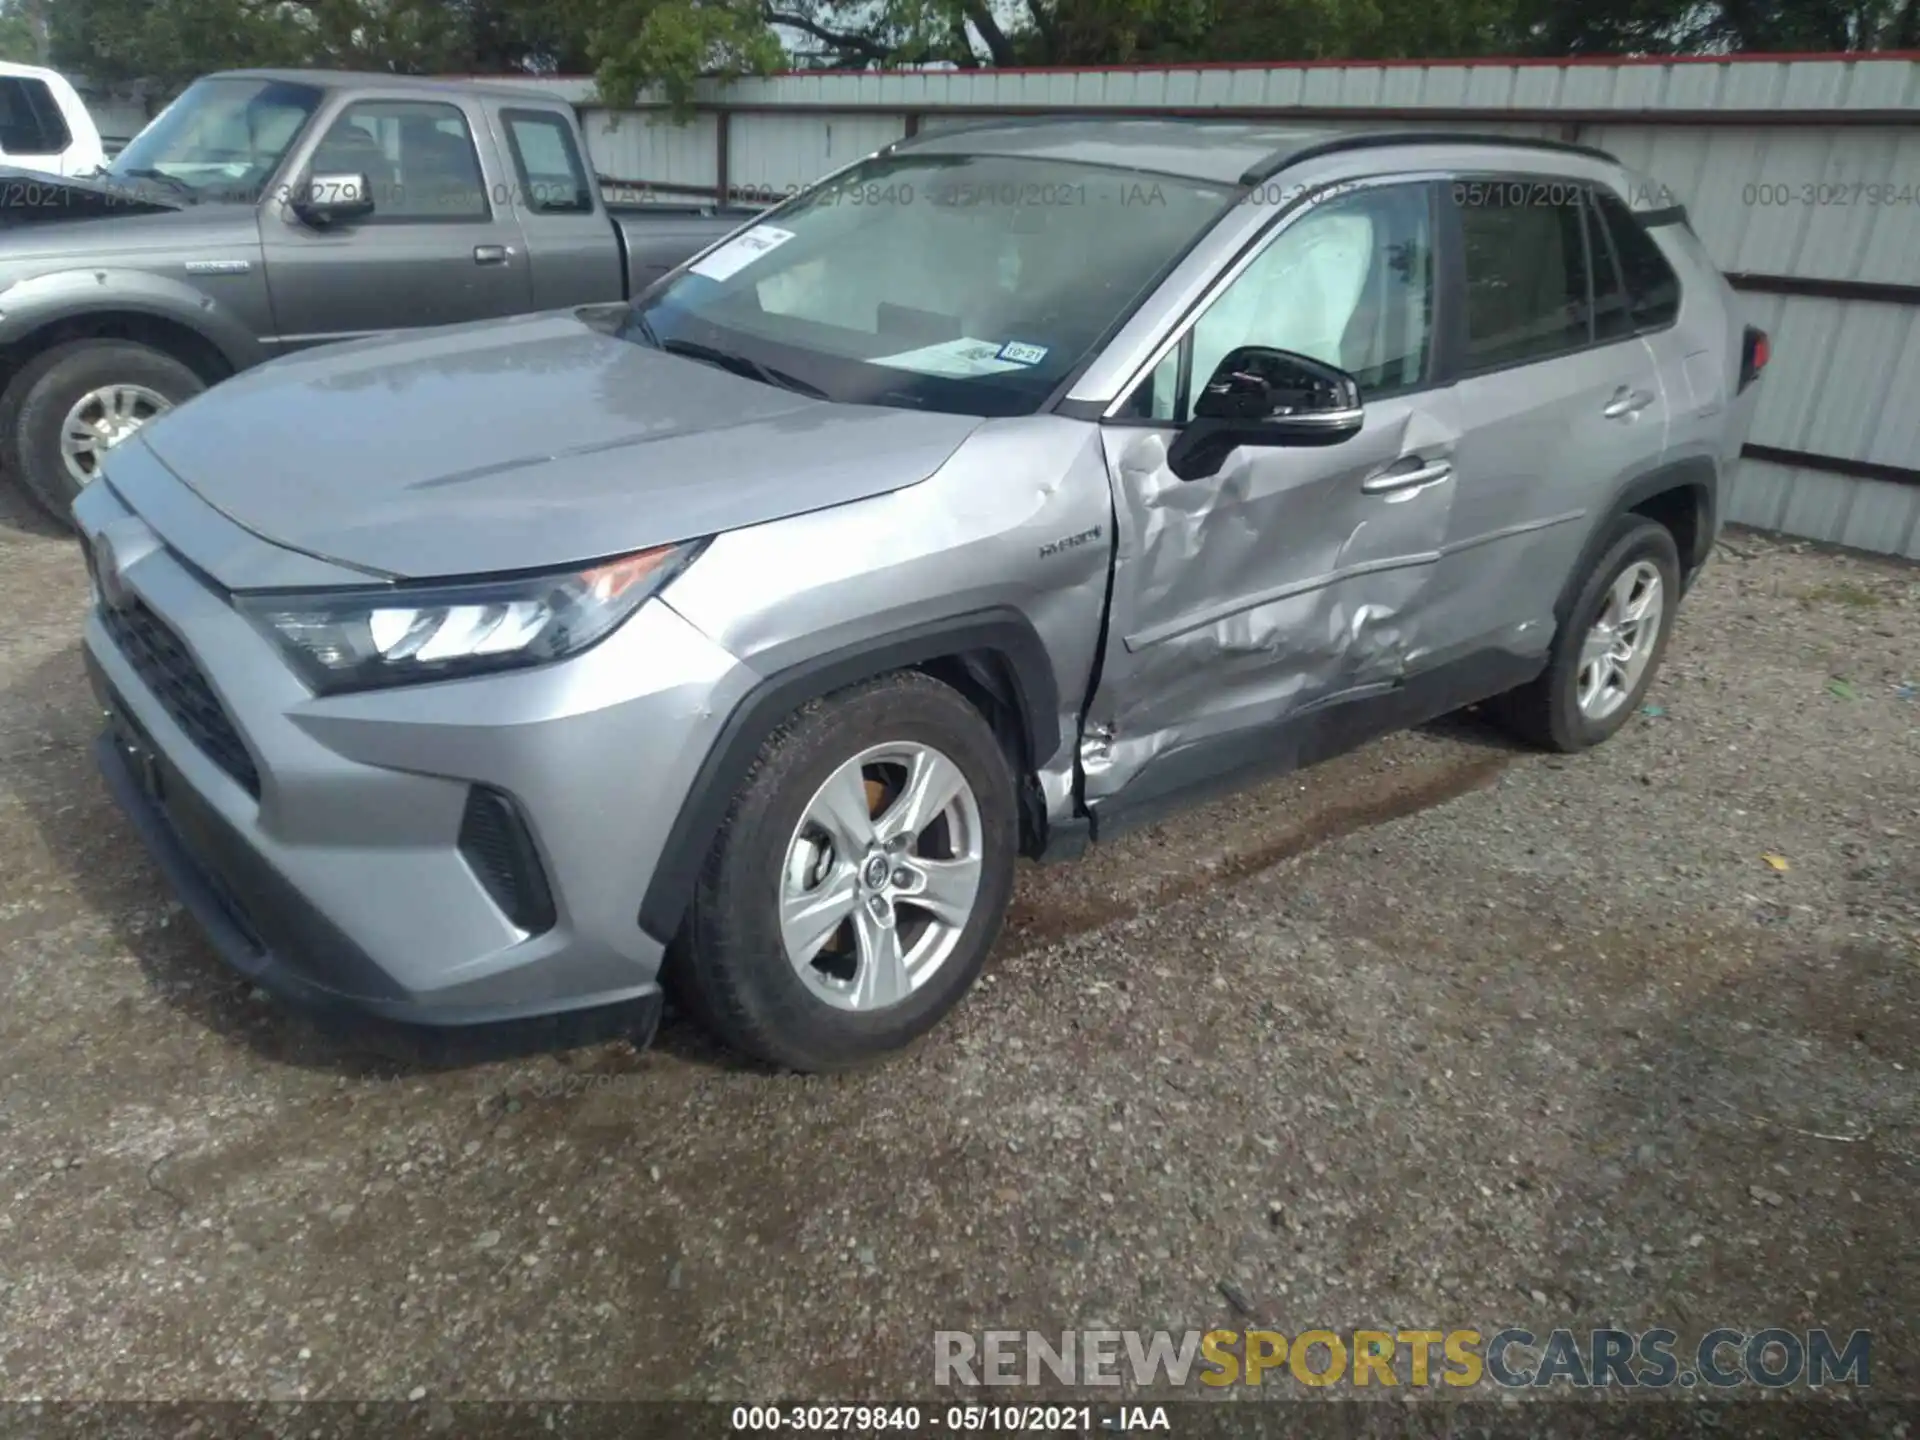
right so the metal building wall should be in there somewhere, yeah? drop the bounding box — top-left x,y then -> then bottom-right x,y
549,55 -> 1920,558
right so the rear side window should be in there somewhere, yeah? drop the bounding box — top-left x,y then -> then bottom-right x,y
0,77 -> 72,156
1594,190 -> 1681,330
1455,182 -> 1593,370
501,109 -> 593,214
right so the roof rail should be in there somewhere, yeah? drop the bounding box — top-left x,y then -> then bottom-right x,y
1241,129 -> 1619,185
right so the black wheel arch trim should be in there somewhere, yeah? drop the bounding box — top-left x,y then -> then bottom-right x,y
1555,455 -> 1717,628
637,606 -> 1061,944
0,278 -> 267,379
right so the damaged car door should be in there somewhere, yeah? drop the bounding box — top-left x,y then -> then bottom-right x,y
1084,180 -> 1457,826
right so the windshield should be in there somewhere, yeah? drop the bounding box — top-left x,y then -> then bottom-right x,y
109,78 -> 323,203
626,152 -> 1234,417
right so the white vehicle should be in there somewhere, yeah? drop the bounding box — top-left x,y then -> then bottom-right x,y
0,61 -> 105,176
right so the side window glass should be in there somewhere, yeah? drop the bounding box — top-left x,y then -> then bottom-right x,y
1457,182 -> 1592,370
1586,195 -> 1635,343
1192,186 -> 1432,400
502,109 -> 593,214
1595,191 -> 1681,330
312,101 -> 489,222
0,78 -> 68,154
1120,183 -> 1433,419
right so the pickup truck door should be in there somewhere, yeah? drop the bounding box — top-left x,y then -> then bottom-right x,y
259,91 -> 531,350
1082,181 -> 1457,823
488,104 -> 624,309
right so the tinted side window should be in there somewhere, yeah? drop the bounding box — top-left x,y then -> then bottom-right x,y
502,109 -> 593,214
1595,191 -> 1681,330
312,100 -> 490,221
1585,196 -> 1635,343
0,78 -> 70,155
1456,182 -> 1592,370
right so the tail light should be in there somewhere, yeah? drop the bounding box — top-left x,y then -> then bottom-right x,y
1739,325 -> 1770,393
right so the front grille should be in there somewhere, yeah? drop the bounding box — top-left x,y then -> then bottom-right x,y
458,786 -> 557,934
98,598 -> 261,799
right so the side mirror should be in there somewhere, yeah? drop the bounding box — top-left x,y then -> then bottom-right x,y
1168,346 -> 1364,481
292,172 -> 375,227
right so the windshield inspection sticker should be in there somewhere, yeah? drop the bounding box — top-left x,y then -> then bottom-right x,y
689,225 -> 795,282
997,341 -> 1049,366
872,338 -> 1037,378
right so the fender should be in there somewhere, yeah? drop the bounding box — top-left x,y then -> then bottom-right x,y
1555,453 -> 1717,626
636,607 -> 1061,945
0,267 -> 267,372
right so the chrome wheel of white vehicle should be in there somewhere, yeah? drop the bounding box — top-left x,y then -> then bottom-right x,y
60,383 -> 172,487
1575,560 -> 1664,722
779,740 -> 984,1013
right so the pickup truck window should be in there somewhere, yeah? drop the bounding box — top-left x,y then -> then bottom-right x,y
501,108 -> 593,214
0,77 -> 70,156
628,152 -> 1233,418
314,100 -> 490,222
107,77 -> 321,203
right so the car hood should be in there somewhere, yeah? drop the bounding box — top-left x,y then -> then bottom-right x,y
0,166 -> 183,232
132,310 -> 987,581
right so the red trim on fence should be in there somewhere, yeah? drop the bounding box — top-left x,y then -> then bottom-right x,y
445,49 -> 1920,87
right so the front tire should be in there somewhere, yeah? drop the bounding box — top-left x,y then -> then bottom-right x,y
1494,514 -> 1681,752
1,339 -> 205,526
676,671 -> 1018,1072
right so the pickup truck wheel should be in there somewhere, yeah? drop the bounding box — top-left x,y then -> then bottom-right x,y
1492,514 -> 1681,752
1,340 -> 204,526
676,671 -> 1018,1072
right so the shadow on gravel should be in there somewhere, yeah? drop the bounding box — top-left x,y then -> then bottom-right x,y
9,640 -> 693,1082
13,627 -> 1538,1087
0,472 -> 67,540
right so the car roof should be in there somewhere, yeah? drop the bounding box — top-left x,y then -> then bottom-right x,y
206,69 -> 570,105
0,59 -> 73,82
892,117 -> 1616,186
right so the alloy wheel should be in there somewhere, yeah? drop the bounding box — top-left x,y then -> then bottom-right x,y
1576,560 -> 1664,722
60,384 -> 172,488
778,741 -> 985,1012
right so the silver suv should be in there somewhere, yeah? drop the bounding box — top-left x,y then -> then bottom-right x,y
76,122 -> 1767,1070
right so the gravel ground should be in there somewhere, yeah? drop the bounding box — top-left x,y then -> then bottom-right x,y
0,485 -> 1914,1412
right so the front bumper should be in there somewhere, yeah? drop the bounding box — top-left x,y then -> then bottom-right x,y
76,475 -> 756,1032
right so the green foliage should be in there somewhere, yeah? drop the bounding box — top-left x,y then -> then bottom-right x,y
583,0 -> 784,107
42,0 -> 1920,123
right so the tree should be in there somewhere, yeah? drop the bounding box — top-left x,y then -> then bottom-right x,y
41,0 -> 1920,128
581,0 -> 784,106
0,0 -> 47,64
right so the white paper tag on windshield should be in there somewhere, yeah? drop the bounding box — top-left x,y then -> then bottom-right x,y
689,225 -> 796,282
872,337 -> 1030,378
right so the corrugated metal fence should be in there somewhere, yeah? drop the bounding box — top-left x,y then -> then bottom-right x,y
487,55 -> 1920,558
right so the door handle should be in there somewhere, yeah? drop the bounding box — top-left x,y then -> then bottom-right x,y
1362,458 -> 1453,495
1603,386 -> 1655,419
473,244 -> 513,266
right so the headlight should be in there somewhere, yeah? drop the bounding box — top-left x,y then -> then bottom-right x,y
236,543 -> 702,694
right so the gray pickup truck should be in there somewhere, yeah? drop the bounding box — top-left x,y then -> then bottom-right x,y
0,69 -> 755,522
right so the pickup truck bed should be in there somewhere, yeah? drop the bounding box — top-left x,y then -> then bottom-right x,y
610,203 -> 763,294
